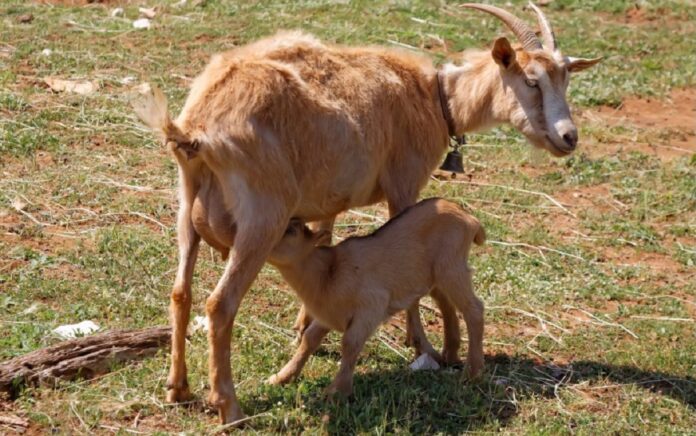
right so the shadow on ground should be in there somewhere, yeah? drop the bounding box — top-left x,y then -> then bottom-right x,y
246,353 -> 696,434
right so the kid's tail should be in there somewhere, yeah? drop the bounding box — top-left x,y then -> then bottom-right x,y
131,83 -> 196,155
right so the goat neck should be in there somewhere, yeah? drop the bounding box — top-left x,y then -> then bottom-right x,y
439,56 -> 505,136
272,247 -> 332,303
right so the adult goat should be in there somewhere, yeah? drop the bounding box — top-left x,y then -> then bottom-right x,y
133,2 -> 601,424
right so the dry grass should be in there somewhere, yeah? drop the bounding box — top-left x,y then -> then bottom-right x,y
1,0 -> 694,433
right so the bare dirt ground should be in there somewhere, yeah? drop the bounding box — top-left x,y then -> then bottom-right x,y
588,88 -> 696,161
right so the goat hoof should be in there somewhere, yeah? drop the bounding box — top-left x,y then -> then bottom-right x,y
442,349 -> 463,367
219,409 -> 247,426
467,359 -> 484,379
208,394 -> 247,425
324,383 -> 352,399
426,350 -> 444,366
166,386 -> 192,403
267,373 -> 290,385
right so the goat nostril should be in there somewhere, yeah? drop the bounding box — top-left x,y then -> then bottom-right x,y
562,132 -> 578,149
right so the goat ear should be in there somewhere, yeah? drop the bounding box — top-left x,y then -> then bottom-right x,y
285,218 -> 303,235
566,56 -> 603,73
492,37 -> 516,69
313,230 -> 332,246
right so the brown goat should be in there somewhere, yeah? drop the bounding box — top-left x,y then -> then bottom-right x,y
133,3 -> 601,423
267,198 -> 486,396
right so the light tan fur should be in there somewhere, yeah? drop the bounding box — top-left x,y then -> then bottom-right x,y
266,198 -> 486,395
132,14 -> 600,423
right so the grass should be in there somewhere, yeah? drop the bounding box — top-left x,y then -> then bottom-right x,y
1,0 -> 695,434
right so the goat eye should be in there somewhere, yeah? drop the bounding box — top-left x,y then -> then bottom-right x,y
525,78 -> 539,88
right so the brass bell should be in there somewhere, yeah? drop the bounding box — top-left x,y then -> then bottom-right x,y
439,149 -> 464,174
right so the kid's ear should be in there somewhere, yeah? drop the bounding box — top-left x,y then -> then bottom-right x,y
285,218 -> 304,235
313,230 -> 332,246
492,37 -> 516,69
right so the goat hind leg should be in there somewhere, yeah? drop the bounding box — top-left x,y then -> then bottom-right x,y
431,288 -> 462,366
166,206 -> 201,403
205,206 -> 290,424
438,268 -> 484,378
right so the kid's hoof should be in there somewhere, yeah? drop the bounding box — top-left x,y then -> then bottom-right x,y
323,383 -> 352,399
165,386 -> 192,403
442,349 -> 463,367
467,359 -> 485,379
267,373 -> 290,385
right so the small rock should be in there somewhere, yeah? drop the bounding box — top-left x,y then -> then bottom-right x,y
16,13 -> 34,24
138,7 -> 157,19
44,77 -> 98,95
132,18 -> 151,30
409,353 -> 440,371
190,315 -> 209,334
23,302 -> 41,315
110,7 -> 124,18
494,377 -> 509,386
53,320 -> 100,339
11,197 -> 27,212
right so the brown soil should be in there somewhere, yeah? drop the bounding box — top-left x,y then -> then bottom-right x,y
598,5 -> 691,26
35,0 -> 136,5
589,88 -> 696,161
597,246 -> 688,284
555,183 -> 616,215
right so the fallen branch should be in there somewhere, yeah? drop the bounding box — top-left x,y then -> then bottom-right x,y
0,414 -> 29,431
0,327 -> 170,397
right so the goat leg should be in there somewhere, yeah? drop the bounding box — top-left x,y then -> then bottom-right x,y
166,202 -> 201,403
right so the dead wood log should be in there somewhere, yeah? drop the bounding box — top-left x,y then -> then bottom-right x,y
0,326 -> 171,398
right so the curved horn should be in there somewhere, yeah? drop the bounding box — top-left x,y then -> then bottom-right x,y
461,3 -> 542,51
528,2 -> 557,52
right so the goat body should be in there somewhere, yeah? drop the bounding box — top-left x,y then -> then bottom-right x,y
133,3 -> 601,422
267,198 -> 486,395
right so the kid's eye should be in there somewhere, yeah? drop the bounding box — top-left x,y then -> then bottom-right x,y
525,78 -> 539,88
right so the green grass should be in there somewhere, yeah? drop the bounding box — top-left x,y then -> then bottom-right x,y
1,0 -> 695,434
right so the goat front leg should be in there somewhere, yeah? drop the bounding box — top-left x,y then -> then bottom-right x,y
292,217 -> 335,343
206,212 -> 289,424
166,201 -> 201,403
325,316 -> 378,397
268,320 -> 329,385
405,302 -> 442,363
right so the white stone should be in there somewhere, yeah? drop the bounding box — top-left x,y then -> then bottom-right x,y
409,353 -> 440,371
53,321 -> 100,339
132,18 -> 151,30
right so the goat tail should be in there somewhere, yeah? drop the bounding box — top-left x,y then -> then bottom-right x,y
473,218 -> 486,246
131,83 -> 190,146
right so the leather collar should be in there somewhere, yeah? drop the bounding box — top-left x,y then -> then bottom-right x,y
436,70 -> 457,137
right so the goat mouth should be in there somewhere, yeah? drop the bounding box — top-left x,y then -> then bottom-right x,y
544,135 -> 573,157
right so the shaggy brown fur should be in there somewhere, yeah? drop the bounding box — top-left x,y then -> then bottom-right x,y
266,198 -> 486,395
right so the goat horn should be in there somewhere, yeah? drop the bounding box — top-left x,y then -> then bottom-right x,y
461,3 -> 542,52
528,2 -> 557,52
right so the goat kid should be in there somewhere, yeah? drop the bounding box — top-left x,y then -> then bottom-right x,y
266,198 -> 486,396
133,3 -> 601,423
